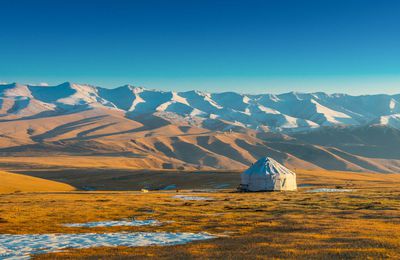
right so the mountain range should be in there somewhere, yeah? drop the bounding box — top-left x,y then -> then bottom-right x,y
1,82 -> 400,173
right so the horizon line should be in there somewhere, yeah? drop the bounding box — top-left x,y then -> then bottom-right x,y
1,80 -> 400,97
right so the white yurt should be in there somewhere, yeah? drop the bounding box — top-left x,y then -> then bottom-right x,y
240,157 -> 297,191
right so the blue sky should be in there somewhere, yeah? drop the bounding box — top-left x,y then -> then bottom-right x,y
1,0 -> 399,94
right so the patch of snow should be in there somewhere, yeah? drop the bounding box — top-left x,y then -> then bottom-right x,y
56,83 -> 99,105
132,86 -> 146,94
311,93 -> 320,100
257,105 -> 280,114
129,92 -> 145,111
173,195 -> 214,201
278,115 -> 318,129
0,232 -> 215,259
289,91 -> 302,100
269,94 -> 280,102
1,83 -> 33,98
155,101 -> 171,112
209,114 -> 218,119
63,219 -> 160,228
376,114 -> 400,129
380,116 -> 390,125
389,98 -> 396,111
307,188 -> 353,193
188,90 -> 223,110
242,95 -> 251,104
190,108 -> 206,117
310,99 -> 354,124
231,121 -> 246,127
204,95 -> 223,109
171,92 -> 189,105
155,92 -> 191,112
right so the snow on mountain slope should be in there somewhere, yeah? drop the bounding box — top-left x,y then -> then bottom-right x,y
28,82 -> 77,103
1,82 -> 400,132
0,83 -> 32,98
97,85 -> 143,111
155,92 -> 192,113
55,83 -> 104,107
304,93 -> 400,121
129,89 -> 174,114
0,84 -> 57,117
309,99 -> 357,126
180,90 -> 223,113
6,98 -> 56,117
254,92 -> 358,126
375,114 -> 400,129
211,92 -> 249,112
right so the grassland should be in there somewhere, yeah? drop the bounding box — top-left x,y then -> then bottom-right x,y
0,165 -> 400,259
2,155 -> 399,191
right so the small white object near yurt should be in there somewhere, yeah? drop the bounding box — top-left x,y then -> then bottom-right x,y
240,157 -> 297,191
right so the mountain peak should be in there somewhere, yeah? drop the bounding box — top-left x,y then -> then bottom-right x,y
58,81 -> 73,87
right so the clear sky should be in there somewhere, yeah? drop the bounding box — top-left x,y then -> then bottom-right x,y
1,0 -> 400,94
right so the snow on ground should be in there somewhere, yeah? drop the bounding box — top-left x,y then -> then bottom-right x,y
173,195 -> 214,201
63,219 -> 160,228
307,188 -> 353,193
0,232 -> 215,259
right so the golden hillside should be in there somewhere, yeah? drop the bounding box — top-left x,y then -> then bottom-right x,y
0,170 -> 75,194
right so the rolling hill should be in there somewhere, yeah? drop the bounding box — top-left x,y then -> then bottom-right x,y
0,170 -> 75,194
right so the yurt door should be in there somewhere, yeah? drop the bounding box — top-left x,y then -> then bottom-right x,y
274,176 -> 281,190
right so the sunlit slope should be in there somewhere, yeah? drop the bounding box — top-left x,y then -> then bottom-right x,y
0,170 -> 75,193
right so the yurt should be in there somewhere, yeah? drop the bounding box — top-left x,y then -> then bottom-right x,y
240,157 -> 297,191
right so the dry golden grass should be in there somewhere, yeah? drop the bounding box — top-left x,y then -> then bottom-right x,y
296,169 -> 400,188
0,156 -> 166,170
0,170 -> 74,194
5,164 -> 400,192
0,168 -> 399,259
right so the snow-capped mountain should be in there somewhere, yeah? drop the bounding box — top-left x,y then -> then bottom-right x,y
2,81 -> 400,173
1,82 -> 399,132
